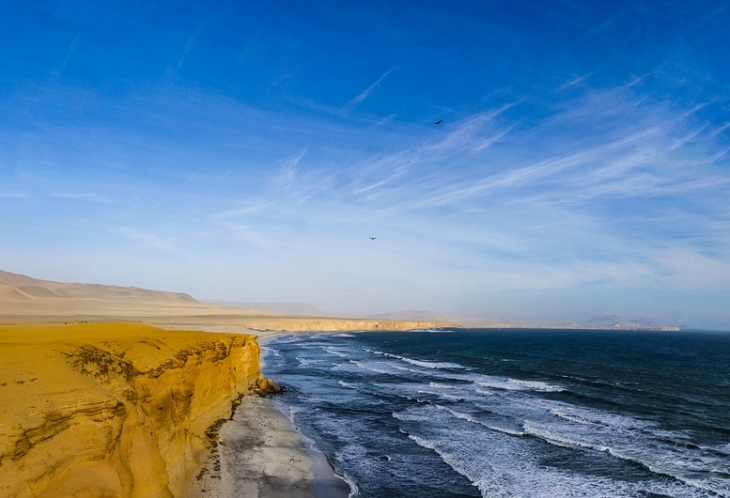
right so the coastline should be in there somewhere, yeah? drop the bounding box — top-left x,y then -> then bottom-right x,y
0,270 -> 442,496
269,398 -> 353,498
190,395 -> 350,498
191,329 -> 351,498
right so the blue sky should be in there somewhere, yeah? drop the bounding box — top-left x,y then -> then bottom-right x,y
1,1 -> 729,328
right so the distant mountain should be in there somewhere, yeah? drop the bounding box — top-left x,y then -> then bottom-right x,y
365,310 -> 449,321
204,300 -> 333,316
0,269 -> 198,304
584,314 -> 680,330
0,269 -> 455,331
367,311 -> 683,331
0,269 -> 686,331
365,311 -> 536,328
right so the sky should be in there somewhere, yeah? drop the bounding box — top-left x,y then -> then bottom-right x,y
1,1 -> 729,329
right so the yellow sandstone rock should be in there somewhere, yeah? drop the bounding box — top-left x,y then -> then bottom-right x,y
0,323 -> 271,498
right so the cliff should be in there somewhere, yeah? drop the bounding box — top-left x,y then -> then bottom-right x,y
0,323 -> 274,498
235,317 -> 456,332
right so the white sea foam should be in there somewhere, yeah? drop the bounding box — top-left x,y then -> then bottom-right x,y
286,405 -> 302,425
429,382 -> 459,389
414,383 -> 730,497
476,377 -> 564,392
436,405 -> 527,437
296,356 -> 323,367
520,407 -> 730,496
523,420 -> 597,451
342,472 -> 360,498
323,346 -> 351,358
716,443 -> 730,456
416,390 -> 464,401
406,431 -> 693,498
374,350 -> 467,370
381,362 -> 564,395
259,346 -> 281,358
400,356 -> 466,370
352,360 -> 403,376
270,334 -> 730,497
269,336 -> 302,344
549,405 -> 650,430
399,404 -> 714,498
367,345 -> 727,494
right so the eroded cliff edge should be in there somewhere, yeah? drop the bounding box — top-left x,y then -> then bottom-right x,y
0,323 -> 275,498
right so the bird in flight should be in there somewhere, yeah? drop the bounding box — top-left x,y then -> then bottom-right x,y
369,237 -> 377,240
434,120 -> 443,125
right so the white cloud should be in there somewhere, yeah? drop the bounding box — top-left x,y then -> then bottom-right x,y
275,149 -> 307,191
217,221 -> 274,250
111,227 -> 177,250
7,78 -> 729,323
50,192 -> 115,204
344,70 -> 392,112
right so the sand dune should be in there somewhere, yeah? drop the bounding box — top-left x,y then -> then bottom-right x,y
0,269 -> 196,306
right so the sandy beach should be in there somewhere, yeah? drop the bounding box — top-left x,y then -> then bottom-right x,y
190,395 -> 350,498
189,328 -> 351,498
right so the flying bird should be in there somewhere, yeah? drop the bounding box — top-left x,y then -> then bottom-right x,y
369,237 -> 377,240
434,120 -> 443,125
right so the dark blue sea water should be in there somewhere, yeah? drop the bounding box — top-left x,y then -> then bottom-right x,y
262,329 -> 730,497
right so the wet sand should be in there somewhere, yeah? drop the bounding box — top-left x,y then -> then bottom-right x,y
191,395 -> 350,498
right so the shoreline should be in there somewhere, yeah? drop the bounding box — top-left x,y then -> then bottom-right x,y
190,395 -> 350,498
191,329 -> 351,498
269,398 -> 353,498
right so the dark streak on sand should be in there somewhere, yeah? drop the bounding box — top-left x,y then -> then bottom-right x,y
193,395 -> 350,498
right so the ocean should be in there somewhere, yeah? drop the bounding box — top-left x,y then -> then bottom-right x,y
261,329 -> 730,497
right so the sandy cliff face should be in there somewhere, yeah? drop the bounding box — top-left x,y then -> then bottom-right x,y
236,317 -> 455,332
0,323 -> 272,498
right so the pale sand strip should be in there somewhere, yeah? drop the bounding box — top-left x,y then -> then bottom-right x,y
191,395 -> 350,498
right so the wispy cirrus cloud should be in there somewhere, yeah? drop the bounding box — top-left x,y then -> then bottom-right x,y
9,73 -> 728,323
50,192 -> 116,204
275,149 -> 307,192
203,80 -> 730,310
216,221 -> 274,251
557,73 -> 593,90
111,227 -> 177,250
344,70 -> 392,113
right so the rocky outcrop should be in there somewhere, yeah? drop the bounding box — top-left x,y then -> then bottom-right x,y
0,323 -> 272,498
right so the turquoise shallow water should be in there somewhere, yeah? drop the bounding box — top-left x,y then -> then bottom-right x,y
262,329 -> 730,497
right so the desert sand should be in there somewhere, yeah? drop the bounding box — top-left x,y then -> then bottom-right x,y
2,269 -> 432,497
0,269 -> 454,333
